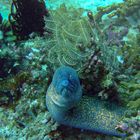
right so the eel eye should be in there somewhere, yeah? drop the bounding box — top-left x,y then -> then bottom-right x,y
61,80 -> 69,87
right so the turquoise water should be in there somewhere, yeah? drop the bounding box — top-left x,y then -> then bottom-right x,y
0,1 -> 11,19
46,0 -> 123,10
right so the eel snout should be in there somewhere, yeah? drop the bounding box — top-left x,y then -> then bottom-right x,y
50,66 -> 82,102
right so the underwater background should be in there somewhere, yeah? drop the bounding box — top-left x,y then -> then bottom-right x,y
0,0 -> 140,140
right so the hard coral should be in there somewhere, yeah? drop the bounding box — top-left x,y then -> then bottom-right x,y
94,0 -> 140,26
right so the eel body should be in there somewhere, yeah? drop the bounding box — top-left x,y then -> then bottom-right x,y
46,66 -> 126,137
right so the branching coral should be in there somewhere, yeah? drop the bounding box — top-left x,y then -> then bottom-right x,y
93,0 -> 140,27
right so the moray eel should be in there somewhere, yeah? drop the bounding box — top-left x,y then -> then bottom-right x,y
46,66 -> 126,137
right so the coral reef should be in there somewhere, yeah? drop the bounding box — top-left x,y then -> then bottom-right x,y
93,0 -> 140,26
44,6 -> 123,101
0,0 -> 140,139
